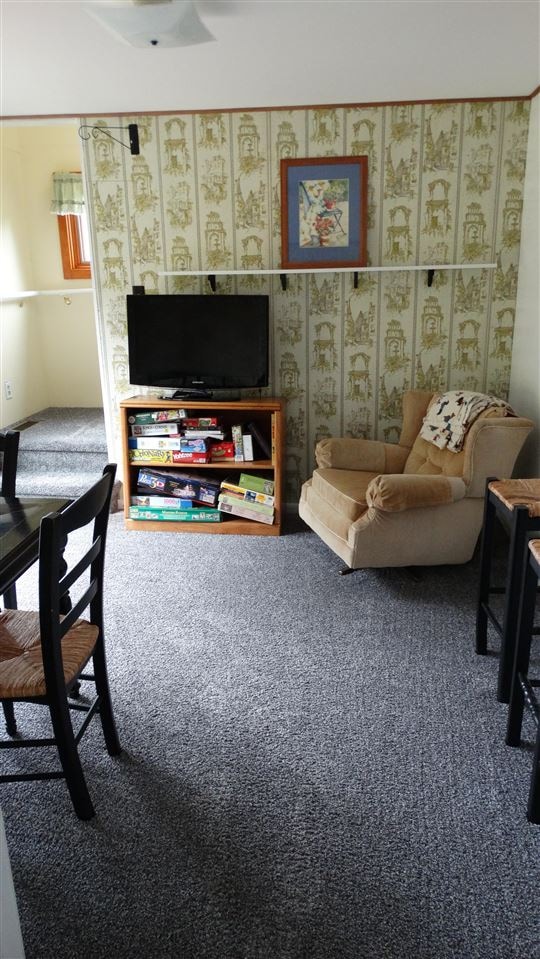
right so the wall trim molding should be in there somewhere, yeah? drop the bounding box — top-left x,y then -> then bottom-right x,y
3,86 -> 539,123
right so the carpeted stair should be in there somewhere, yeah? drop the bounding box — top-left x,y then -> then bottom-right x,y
10,407 -> 110,498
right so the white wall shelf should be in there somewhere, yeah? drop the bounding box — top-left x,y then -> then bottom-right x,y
0,288 -> 93,305
158,263 -> 497,291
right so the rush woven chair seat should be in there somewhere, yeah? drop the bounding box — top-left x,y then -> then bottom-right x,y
506,538 -> 540,824
0,464 -> 120,820
476,478 -> 540,703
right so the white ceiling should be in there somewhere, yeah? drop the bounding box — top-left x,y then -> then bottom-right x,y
1,0 -> 539,119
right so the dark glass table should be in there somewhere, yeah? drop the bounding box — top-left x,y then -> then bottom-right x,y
0,496 -> 71,596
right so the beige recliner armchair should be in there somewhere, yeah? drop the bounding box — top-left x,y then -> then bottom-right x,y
299,390 -> 534,570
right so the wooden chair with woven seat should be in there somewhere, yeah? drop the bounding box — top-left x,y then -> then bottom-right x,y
0,463 -> 120,820
476,478 -> 540,703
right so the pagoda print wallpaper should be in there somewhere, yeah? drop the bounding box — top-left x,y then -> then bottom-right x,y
81,97 -> 530,503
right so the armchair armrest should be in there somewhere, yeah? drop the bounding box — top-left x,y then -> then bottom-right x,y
315,438 -> 410,473
366,474 -> 467,512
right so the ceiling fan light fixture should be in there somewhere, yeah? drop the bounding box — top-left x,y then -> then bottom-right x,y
84,0 -> 215,48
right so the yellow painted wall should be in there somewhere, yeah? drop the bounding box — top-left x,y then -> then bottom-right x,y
0,123 -> 102,429
0,127 -> 48,426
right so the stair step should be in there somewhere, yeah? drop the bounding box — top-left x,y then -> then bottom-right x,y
10,406 -> 110,499
18,449 -> 107,474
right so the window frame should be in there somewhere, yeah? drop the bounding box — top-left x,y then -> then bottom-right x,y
57,213 -> 91,280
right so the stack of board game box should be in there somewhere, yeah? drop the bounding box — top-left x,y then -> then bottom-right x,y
128,410 -> 229,466
129,468 -> 222,522
217,473 -> 275,525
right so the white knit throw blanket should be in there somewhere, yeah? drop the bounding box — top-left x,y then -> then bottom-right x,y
420,390 -> 514,452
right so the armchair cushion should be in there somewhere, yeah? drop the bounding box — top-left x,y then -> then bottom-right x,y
315,437 -> 410,473
312,468 -> 377,521
366,474 -> 467,512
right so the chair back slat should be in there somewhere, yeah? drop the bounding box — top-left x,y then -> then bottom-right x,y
57,582 -> 99,638
59,536 -> 101,597
0,430 -> 20,497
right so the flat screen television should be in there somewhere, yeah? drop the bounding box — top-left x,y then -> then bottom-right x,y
126,293 -> 269,395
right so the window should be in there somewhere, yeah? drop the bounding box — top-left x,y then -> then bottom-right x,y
57,210 -> 91,280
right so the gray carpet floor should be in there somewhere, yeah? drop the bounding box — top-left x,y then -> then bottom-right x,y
3,516 -> 540,959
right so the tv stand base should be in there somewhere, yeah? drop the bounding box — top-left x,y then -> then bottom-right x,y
168,389 -> 214,400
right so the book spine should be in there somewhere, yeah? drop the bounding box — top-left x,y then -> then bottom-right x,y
242,434 -> 254,461
238,472 -> 275,495
231,424 -> 244,461
218,493 -> 273,517
220,481 -> 274,507
218,501 -> 274,525
128,409 -> 186,424
129,506 -> 221,522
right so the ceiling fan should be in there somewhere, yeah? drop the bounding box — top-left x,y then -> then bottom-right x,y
83,0 -> 215,48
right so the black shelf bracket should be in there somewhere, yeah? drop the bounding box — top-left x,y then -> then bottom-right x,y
280,274 -> 287,291
353,272 -> 359,289
207,275 -> 217,292
427,268 -> 435,287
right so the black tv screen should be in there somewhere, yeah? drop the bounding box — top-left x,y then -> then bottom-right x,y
126,294 -> 269,392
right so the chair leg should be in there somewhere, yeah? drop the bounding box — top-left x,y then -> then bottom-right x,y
476,486 -> 496,655
2,702 -> 17,736
92,640 -> 121,756
48,693 -> 95,821
497,509 -> 530,704
506,557 -> 537,747
527,724 -> 540,825
2,584 -> 17,610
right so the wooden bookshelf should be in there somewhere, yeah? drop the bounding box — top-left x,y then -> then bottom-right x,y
119,396 -> 284,536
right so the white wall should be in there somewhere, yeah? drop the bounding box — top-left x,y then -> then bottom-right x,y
0,124 -> 103,429
509,94 -> 539,476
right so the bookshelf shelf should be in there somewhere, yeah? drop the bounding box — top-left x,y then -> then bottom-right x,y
119,396 -> 284,536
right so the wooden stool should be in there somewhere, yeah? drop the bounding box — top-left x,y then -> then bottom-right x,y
506,539 -> 540,824
475,478 -> 540,703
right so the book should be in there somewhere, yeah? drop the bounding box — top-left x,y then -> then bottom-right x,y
131,422 -> 183,437
129,506 -> 221,522
128,436 -> 182,450
129,449 -> 210,465
231,424 -> 244,461
130,495 -> 194,509
238,473 -> 275,496
218,492 -> 274,518
220,480 -> 275,507
242,434 -> 254,461
244,421 -> 271,459
128,409 -> 186,424
218,500 -> 274,525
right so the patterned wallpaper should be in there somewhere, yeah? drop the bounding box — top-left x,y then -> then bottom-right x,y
81,98 -> 530,503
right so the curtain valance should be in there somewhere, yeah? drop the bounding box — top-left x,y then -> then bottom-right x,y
50,172 -> 85,215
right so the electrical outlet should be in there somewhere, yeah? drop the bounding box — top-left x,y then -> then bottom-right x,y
4,381 -> 13,400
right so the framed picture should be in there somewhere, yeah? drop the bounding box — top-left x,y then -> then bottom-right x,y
280,156 -> 368,270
